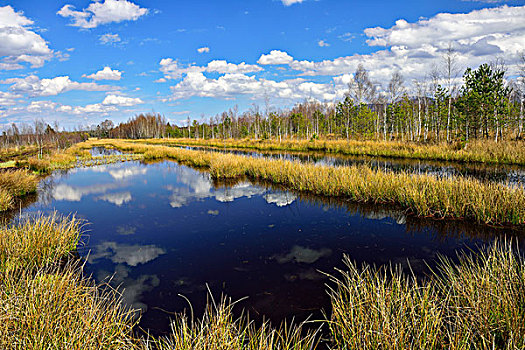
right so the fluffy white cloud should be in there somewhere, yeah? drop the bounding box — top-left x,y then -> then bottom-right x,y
102,94 -> 143,106
364,5 -> 525,49
288,5 -> 525,83
85,67 -> 122,81
257,50 -> 294,65
159,58 -> 263,80
197,46 -> 210,53
281,0 -> 304,6
1,75 -> 112,97
206,60 -> 262,74
0,6 -> 53,69
72,103 -> 118,115
318,40 -> 330,47
159,58 -> 204,79
168,71 -> 347,102
1,92 -> 143,125
99,33 -> 121,44
58,0 -> 148,29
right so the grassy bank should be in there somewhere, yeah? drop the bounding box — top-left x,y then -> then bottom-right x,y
13,143 -> 143,174
0,214 -> 139,349
0,145 -> 42,163
90,139 -> 525,226
0,170 -> 39,212
137,138 -> 525,166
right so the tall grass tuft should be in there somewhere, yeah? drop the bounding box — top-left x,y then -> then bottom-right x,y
0,170 -> 39,211
0,213 -> 82,272
0,213 -> 139,349
0,265 -> 139,350
0,169 -> 38,197
328,240 -> 525,349
150,294 -> 319,350
0,187 -> 13,211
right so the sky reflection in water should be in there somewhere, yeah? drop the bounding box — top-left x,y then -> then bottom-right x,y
18,159 -> 517,334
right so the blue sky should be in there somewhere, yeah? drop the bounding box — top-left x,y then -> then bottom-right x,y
0,0 -> 524,129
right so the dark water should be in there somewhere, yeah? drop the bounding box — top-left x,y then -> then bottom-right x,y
11,159 -> 523,335
175,144 -> 525,187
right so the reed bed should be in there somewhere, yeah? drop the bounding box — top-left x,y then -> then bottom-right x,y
91,140 -> 525,225
141,138 -> 525,165
0,169 -> 39,211
11,141 -> 143,175
0,213 -> 138,349
0,213 -> 82,272
0,265 -> 139,350
0,145 -> 41,162
328,240 -> 525,349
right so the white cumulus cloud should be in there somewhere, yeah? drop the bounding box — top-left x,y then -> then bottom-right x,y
58,0 -> 148,29
1,75 -> 112,97
257,50 -> 294,65
206,60 -> 262,74
0,5 -> 53,69
85,67 -> 122,81
159,58 -> 263,80
102,94 -> 143,106
168,71 -> 347,102
197,46 -> 210,53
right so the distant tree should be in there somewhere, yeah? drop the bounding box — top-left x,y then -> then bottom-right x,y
458,64 -> 511,141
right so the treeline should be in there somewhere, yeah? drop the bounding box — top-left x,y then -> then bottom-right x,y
0,120 -> 87,151
6,59 -> 523,145
92,59 -> 524,143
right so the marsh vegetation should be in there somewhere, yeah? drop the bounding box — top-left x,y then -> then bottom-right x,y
1,134 -> 525,349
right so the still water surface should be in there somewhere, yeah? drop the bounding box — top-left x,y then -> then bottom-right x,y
12,157 -> 523,334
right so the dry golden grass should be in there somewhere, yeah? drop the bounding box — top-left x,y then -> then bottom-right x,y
0,213 -> 138,350
0,170 -> 39,211
0,213 -> 82,272
0,145 -> 41,162
143,138 -> 525,165
0,266 -> 139,350
328,240 -> 525,349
